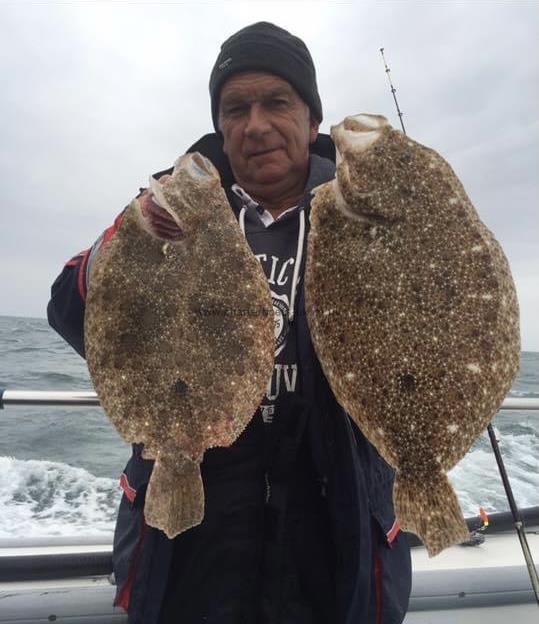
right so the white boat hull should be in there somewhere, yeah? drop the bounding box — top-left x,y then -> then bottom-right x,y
1,512 -> 538,622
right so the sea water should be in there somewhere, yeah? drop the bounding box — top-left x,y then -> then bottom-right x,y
0,315 -> 537,539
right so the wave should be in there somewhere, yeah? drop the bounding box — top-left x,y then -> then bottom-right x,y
7,346 -> 59,355
1,314 -> 537,538
24,371 -> 88,384
0,457 -> 121,538
1,438 -> 537,541
508,389 -> 539,398
450,429 -> 539,516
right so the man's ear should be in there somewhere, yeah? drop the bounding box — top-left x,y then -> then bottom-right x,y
309,115 -> 320,144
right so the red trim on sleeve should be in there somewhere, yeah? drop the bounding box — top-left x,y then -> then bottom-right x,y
119,472 -> 137,504
386,519 -> 401,546
103,211 -> 125,244
64,251 -> 87,268
115,516 -> 146,611
374,552 -> 383,624
77,249 -> 90,301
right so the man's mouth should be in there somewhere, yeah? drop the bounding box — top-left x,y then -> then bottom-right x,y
247,147 -> 280,158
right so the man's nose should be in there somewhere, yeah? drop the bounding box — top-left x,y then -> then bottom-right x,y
244,103 -> 272,137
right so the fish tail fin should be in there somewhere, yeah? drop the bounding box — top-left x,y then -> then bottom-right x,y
144,453 -> 204,539
394,471 -> 470,557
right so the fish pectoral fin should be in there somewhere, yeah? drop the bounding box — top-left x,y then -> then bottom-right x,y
331,175 -> 369,220
144,453 -> 204,538
394,470 -> 470,557
333,178 -> 392,226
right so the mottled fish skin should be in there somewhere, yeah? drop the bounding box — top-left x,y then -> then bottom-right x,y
305,114 -> 520,556
85,152 -> 274,538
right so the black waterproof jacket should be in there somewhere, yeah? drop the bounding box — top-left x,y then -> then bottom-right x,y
47,133 -> 412,624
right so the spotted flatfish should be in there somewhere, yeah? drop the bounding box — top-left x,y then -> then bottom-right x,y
85,153 -> 274,538
305,114 -> 520,556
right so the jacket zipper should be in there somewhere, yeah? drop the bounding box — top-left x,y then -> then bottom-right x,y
264,471 -> 271,504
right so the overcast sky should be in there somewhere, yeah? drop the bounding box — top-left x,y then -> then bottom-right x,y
1,0 -> 537,349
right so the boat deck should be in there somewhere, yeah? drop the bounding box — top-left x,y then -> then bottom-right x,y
1,524 -> 538,623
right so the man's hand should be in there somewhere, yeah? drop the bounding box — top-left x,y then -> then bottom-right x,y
140,175 -> 183,241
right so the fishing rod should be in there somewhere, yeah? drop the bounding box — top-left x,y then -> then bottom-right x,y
487,423 -> 539,604
379,46 -> 539,604
379,47 -> 406,134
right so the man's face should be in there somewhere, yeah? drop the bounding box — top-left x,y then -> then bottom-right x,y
218,71 -> 319,190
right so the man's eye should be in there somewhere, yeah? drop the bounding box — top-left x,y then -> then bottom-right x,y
224,104 -> 247,116
270,98 -> 289,109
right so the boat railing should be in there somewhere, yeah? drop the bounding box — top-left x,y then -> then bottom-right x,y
1,390 -> 538,411
1,389 -> 538,602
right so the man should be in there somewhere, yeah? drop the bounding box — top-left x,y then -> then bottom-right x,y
48,22 -> 411,624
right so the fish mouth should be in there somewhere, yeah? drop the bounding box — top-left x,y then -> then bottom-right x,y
174,152 -> 218,180
332,114 -> 389,163
142,153 -> 218,239
148,175 -> 177,219
187,152 -> 216,178
144,175 -> 185,237
328,114 -> 394,226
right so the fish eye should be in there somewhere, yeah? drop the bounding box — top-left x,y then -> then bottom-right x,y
173,378 -> 188,396
398,373 -> 418,392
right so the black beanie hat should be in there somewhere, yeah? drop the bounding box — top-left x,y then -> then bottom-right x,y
209,22 -> 322,131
